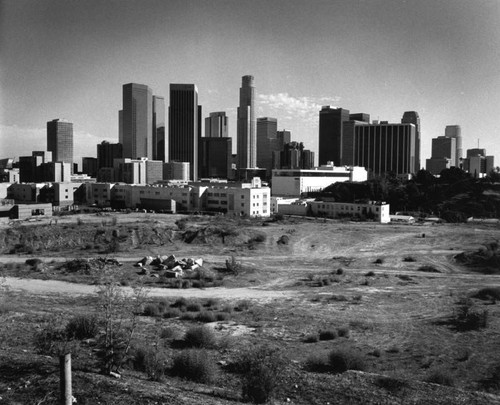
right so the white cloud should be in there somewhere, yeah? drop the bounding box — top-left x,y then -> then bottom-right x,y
258,93 -> 340,126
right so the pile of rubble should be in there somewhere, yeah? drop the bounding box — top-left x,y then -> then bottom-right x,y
135,255 -> 203,278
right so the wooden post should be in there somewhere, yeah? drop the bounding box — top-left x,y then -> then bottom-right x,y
59,353 -> 72,405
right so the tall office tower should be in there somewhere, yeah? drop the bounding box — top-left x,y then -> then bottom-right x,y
47,119 -> 73,166
302,150 -> 315,169
205,112 -> 228,138
401,111 -> 421,171
342,120 -> 418,176
199,137 -> 232,179
425,136 -> 456,174
169,84 -> 200,181
118,110 -> 123,145
319,106 -> 350,166
445,125 -> 462,161
97,141 -> 123,169
272,129 -> 292,171
237,75 -> 257,170
256,117 -> 278,178
122,83 -> 153,159
153,96 -> 166,161
277,129 -> 291,146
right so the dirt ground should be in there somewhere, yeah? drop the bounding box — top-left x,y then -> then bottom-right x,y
1,213 -> 500,404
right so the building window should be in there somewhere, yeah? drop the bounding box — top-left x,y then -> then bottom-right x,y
241,203 -> 244,207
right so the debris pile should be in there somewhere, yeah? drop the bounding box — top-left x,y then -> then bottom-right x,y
135,255 -> 203,278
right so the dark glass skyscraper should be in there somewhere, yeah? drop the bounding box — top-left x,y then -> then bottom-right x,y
256,117 -> 278,178
318,106 -> 350,166
153,95 -> 166,161
97,141 -> 123,169
237,75 -> 256,169
47,119 -> 73,165
169,84 -> 200,181
122,83 -> 153,159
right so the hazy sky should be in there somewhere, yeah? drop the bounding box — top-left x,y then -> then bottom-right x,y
1,0 -> 499,167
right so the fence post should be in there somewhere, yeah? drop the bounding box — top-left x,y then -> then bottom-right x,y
59,353 -> 72,405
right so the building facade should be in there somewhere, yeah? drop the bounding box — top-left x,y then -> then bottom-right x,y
205,112 -> 228,138
97,141 -> 123,169
47,119 -> 73,166
169,84 -> 200,181
256,117 -> 279,178
153,95 -> 166,161
342,120 -> 418,176
445,125 -> 462,162
401,111 -> 421,172
309,200 -> 390,223
199,137 -> 232,179
237,75 -> 257,170
164,161 -> 190,181
318,106 -> 350,166
426,136 -> 456,174
122,83 -> 153,159
272,164 -> 367,197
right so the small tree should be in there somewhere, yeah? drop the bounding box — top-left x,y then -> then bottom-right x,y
95,268 -> 148,375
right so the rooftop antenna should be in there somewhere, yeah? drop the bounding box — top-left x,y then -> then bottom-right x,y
478,138 -> 480,148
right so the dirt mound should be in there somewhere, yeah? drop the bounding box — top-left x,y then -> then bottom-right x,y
455,240 -> 500,274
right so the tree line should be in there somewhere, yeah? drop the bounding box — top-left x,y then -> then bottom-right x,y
315,168 -> 500,222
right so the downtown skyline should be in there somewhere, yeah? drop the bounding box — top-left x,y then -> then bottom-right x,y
1,0 -> 500,167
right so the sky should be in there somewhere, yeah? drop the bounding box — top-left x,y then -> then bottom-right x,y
1,0 -> 500,168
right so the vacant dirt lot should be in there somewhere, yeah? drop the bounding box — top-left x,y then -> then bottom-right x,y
1,213 -> 499,404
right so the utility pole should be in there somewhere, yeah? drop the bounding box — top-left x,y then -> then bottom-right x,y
59,353 -> 72,405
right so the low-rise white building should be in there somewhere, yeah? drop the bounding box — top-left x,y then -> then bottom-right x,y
206,177 -> 270,217
309,201 -> 390,223
271,163 -> 367,197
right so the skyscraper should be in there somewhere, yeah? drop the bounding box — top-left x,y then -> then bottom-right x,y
237,75 -> 257,170
169,84 -> 200,181
153,96 -> 166,161
47,119 -> 73,166
199,137 -> 232,179
401,111 -> 421,171
425,136 -> 456,174
342,120 -> 418,176
205,112 -> 228,138
122,83 -> 153,159
256,117 -> 278,178
97,141 -> 123,169
319,106 -> 350,166
445,125 -> 462,162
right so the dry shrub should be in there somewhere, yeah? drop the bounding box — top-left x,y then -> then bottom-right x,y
328,349 -> 366,373
237,345 -> 286,404
183,325 -> 217,348
171,349 -> 216,383
65,314 -> 99,340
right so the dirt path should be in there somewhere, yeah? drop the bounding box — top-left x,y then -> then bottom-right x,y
4,277 -> 298,301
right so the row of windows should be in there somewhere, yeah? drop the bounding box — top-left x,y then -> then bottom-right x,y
315,204 -> 380,212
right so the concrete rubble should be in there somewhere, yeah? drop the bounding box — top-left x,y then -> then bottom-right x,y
135,254 -> 204,278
